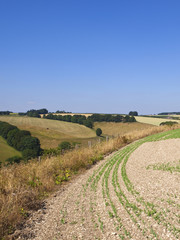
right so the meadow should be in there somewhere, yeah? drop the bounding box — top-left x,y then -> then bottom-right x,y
0,137 -> 22,163
0,116 -> 97,148
94,122 -> 154,137
0,116 -> 156,151
135,116 -> 180,126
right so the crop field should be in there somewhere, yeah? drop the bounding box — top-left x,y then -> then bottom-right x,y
0,116 -> 96,148
135,116 -> 180,126
94,122 -> 154,137
48,128 -> 180,240
0,136 -> 22,163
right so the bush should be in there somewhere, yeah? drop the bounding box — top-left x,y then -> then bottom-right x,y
129,111 -> 138,116
5,156 -> 23,165
0,122 -> 18,139
22,148 -> 40,160
96,128 -> 102,136
58,141 -> 72,151
160,121 -> 178,126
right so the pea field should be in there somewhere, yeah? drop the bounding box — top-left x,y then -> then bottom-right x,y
27,128 -> 180,240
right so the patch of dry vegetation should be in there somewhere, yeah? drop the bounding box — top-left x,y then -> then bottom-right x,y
94,122 -> 154,136
0,124 -> 179,239
135,116 -> 180,126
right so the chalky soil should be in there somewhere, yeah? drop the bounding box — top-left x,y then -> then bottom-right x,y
16,136 -> 180,240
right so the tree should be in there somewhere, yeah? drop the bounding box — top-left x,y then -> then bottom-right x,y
96,128 -> 102,136
129,111 -> 138,116
83,119 -> 93,128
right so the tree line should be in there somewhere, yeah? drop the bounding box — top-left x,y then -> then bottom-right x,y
88,114 -> 136,123
43,113 -> 136,128
158,112 -> 180,115
0,121 -> 41,164
43,114 -> 94,128
18,108 -> 48,118
0,111 -> 11,115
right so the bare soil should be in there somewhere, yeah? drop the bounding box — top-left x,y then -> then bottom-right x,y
13,139 -> 180,240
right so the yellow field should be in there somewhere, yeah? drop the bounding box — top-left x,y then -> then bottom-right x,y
94,122 -> 154,136
135,116 -> 180,126
0,137 -> 22,163
0,116 -> 96,148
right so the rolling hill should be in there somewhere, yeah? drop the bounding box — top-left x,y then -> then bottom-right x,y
0,116 -> 96,148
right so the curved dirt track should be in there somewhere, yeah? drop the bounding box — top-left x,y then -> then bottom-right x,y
17,137 -> 180,240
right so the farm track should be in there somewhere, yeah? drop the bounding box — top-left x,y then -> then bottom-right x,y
17,130 -> 180,240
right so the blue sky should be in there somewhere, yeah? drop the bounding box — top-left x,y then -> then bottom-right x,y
0,0 -> 180,114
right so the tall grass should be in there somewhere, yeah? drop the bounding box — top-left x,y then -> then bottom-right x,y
0,125 -> 179,239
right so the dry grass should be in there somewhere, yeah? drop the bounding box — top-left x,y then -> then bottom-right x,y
0,116 -> 96,148
94,122 -> 154,136
135,116 -> 180,126
0,124 -> 179,239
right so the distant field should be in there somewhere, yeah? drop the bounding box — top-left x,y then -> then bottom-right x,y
0,136 -> 22,163
135,116 -> 180,126
0,116 -> 96,148
94,122 -> 154,136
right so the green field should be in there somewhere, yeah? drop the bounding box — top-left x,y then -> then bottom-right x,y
135,116 -> 180,126
0,136 -> 22,163
0,116 -> 97,148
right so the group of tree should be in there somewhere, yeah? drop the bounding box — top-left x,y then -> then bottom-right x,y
88,114 -> 136,123
56,110 -> 72,113
43,114 -> 94,128
158,112 -> 180,115
18,108 -> 48,118
43,113 -> 136,128
129,111 -> 138,116
0,121 -> 41,164
0,111 -> 12,115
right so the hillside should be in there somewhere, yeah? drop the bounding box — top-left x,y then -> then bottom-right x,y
0,116 -> 96,148
135,116 -> 180,126
0,136 -> 22,163
94,122 -> 154,136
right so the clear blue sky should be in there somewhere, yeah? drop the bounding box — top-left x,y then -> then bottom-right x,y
0,0 -> 180,114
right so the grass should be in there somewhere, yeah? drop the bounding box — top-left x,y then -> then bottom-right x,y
135,116 -> 180,126
0,123 -> 180,239
0,136 -> 22,163
94,122 -> 154,137
0,116 -> 96,148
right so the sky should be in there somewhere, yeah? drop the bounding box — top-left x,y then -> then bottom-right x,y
0,0 -> 180,115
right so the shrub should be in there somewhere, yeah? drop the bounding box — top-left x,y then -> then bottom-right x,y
160,121 -> 178,126
58,141 -> 72,151
129,111 -> 138,116
5,156 -> 23,165
96,128 -> 102,136
22,148 -> 40,160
